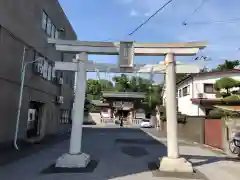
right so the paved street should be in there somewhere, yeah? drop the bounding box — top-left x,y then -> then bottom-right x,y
0,126 -> 239,180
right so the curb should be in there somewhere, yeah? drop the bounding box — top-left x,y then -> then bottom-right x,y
144,130 -> 228,156
143,131 -> 167,144
193,142 -> 226,155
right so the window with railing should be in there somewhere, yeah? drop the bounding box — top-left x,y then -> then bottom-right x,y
60,109 -> 70,124
32,51 -> 57,84
42,11 -> 61,39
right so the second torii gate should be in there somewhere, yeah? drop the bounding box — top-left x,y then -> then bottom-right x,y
49,39 -> 207,172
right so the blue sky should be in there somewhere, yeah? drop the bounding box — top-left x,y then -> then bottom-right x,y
58,0 -> 240,83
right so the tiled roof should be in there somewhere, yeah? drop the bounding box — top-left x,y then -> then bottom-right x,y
102,91 -> 145,99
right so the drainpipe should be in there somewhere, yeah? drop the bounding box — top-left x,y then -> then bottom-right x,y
14,58 -> 42,150
13,47 -> 27,150
14,64 -> 27,150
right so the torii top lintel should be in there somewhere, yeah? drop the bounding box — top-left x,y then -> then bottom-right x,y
48,39 -> 207,56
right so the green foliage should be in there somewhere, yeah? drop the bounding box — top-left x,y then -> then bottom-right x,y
85,74 -> 163,112
223,95 -> 240,101
208,106 -> 240,119
207,108 -> 225,119
211,60 -> 239,72
215,77 -> 239,92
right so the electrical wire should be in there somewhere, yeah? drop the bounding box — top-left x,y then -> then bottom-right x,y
183,17 -> 240,26
101,0 -> 173,41
182,0 -> 208,26
128,0 -> 173,36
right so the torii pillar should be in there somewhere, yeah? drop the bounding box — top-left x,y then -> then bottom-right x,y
55,52 -> 91,168
159,53 -> 193,172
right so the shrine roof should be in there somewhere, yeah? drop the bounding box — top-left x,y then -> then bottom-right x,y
101,91 -> 145,99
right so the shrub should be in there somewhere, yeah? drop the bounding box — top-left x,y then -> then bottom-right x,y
207,107 -> 240,119
206,108 -> 224,119
223,95 -> 240,101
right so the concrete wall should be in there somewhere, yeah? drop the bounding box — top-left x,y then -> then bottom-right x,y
162,116 -> 205,144
0,0 -> 76,143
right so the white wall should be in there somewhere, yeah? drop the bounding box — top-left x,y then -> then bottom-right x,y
176,73 -> 240,116
193,73 -> 240,99
177,78 -> 202,116
162,72 -> 240,116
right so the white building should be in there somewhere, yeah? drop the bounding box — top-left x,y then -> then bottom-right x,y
162,70 -> 240,116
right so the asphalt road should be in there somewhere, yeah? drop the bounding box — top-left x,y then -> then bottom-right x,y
0,127 -> 170,180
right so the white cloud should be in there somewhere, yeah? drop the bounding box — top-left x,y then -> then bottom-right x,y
144,12 -> 150,17
130,9 -> 138,16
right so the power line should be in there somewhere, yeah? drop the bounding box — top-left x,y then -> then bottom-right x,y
182,0 -> 208,26
128,0 -> 173,36
183,17 -> 240,26
101,0 -> 173,41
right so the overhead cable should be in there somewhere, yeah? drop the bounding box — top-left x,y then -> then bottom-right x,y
128,0 -> 173,36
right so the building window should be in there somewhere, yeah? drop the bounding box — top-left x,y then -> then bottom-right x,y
60,109 -> 70,124
183,85 -> 190,96
51,25 -> 56,38
204,84 -> 216,94
55,30 -> 59,39
42,60 -> 48,79
178,89 -> 182,97
42,11 -> 48,31
52,66 -> 56,82
42,10 -> 60,39
46,18 -> 52,36
47,64 -> 52,81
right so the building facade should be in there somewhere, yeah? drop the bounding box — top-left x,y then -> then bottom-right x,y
0,0 -> 77,143
162,70 -> 240,116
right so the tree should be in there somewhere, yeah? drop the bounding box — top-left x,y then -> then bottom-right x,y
214,77 -> 238,94
99,79 -> 113,91
86,79 -> 113,100
211,60 -> 239,72
86,79 -> 101,99
113,74 -> 130,91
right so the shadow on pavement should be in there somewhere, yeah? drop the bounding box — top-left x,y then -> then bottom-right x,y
0,131 -> 70,167
41,127 -> 168,179
183,154 -> 240,167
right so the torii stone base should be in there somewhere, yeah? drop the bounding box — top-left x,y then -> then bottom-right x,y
159,157 -> 193,173
55,153 -> 91,168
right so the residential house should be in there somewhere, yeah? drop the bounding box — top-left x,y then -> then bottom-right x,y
162,70 -> 240,116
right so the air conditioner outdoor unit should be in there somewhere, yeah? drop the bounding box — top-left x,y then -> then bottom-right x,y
57,77 -> 64,85
197,93 -> 204,98
56,96 -> 64,104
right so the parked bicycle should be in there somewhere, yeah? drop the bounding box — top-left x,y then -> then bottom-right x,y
229,132 -> 240,156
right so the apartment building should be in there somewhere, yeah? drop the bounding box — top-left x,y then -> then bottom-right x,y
0,0 -> 77,143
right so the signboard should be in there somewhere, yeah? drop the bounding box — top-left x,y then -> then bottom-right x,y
119,41 -> 134,68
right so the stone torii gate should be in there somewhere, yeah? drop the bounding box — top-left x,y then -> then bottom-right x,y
49,39 -> 207,172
